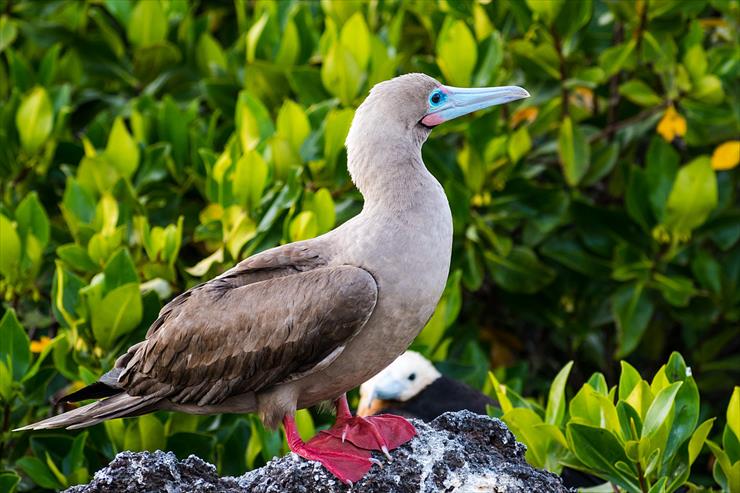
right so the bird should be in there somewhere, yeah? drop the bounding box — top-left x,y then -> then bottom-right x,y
357,351 -> 496,422
16,74 -> 529,484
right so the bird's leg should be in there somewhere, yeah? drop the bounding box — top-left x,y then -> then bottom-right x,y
327,393 -> 417,460
282,415 -> 378,485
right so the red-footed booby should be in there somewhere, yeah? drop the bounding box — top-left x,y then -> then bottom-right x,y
17,74 -> 529,484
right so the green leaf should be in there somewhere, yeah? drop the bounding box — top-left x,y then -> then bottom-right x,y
0,15 -> 18,53
484,246 -> 556,294
57,244 -> 99,273
691,249 -> 722,294
525,0 -> 564,24
558,117 -> 590,186
642,381 -> 682,439
127,0 -> 168,47
663,156 -> 717,239
652,273 -> 695,307
508,127 -> 531,164
15,457 -> 62,490
15,192 -> 50,248
0,471 -> 20,493
52,261 -> 85,328
647,477 -> 667,493
683,44 -> 707,82
139,414 -> 166,451
15,86 -> 54,152
103,248 -> 139,293
235,91 -> 274,152
729,387 -> 740,441
691,74 -> 724,104
436,19 -> 477,87
196,33 -> 227,75
324,108 -> 354,170
599,39 -> 636,78
233,150 -> 269,213
545,361 -> 573,427
619,361 -> 643,401
339,12 -> 370,70
0,361 -> 12,401
0,214 -> 21,281
276,100 -> 311,153
105,117 -> 140,179
567,423 -> 640,491
275,19 -> 299,66
289,211 -> 318,242
0,308 -> 30,381
307,188 -> 336,234
295,409 -> 315,442
501,407 -> 547,467
612,282 -> 654,358
617,401 -> 643,441
645,137 -> 679,222
619,80 -> 663,107
92,283 -> 143,349
688,418 -> 714,465
321,41 -> 362,106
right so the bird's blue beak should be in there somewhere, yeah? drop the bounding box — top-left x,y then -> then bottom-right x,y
422,85 -> 530,127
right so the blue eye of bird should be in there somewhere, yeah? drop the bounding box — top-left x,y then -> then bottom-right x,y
429,90 -> 445,107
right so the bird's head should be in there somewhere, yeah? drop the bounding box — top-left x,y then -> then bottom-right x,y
348,73 -> 530,149
357,351 -> 441,416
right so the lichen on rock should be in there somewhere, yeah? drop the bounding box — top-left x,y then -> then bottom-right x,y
66,411 -> 571,493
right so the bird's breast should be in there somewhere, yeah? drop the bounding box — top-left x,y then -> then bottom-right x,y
295,188 -> 453,406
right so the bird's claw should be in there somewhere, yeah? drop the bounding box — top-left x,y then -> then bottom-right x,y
369,457 -> 383,467
381,445 -> 392,461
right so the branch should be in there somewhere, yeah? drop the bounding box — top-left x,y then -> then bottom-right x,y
552,28 -> 569,118
606,22 -> 624,140
589,103 -> 667,143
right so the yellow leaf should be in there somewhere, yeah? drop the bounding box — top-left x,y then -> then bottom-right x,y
30,336 -> 51,353
511,107 -> 539,128
656,105 -> 687,142
711,141 -> 740,170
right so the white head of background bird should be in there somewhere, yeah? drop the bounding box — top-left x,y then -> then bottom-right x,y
358,351 -> 442,415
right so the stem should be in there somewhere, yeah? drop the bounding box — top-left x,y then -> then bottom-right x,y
606,21 -> 624,140
0,402 -> 10,461
590,103 -> 667,143
635,0 -> 649,54
552,28 -> 569,118
635,459 -> 649,493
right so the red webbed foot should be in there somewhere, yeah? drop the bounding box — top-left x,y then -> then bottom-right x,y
326,413 -> 417,458
325,393 -> 416,458
283,416 -> 379,485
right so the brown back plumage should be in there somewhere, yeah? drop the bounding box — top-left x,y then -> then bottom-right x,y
17,242 -> 378,431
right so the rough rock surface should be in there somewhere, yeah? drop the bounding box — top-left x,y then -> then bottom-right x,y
66,411 -> 571,493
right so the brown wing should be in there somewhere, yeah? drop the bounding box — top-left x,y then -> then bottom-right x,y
116,263 -> 377,407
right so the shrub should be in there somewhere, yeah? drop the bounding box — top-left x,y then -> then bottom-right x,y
0,0 -> 737,491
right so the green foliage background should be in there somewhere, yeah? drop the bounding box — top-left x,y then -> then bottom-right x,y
0,0 -> 738,491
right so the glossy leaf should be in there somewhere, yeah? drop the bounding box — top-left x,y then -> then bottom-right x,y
0,308 -> 30,381
558,117 -> 590,186
612,283 -> 654,358
436,19 -> 477,87
15,86 -> 53,152
664,157 -> 717,239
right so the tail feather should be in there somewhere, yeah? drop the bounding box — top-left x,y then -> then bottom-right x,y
57,382 -> 120,404
14,393 -> 160,431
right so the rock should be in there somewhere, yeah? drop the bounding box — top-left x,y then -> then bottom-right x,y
66,411 -> 571,493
